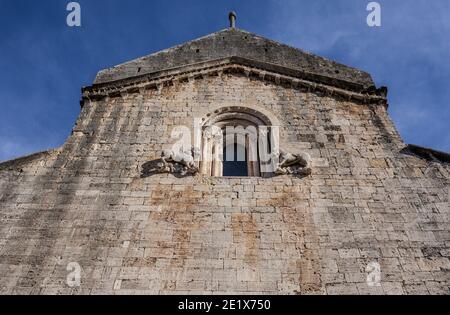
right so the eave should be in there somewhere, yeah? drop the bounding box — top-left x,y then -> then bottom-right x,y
401,144 -> 450,164
81,56 -> 388,108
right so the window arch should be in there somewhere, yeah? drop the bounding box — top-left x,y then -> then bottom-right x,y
199,107 -> 277,177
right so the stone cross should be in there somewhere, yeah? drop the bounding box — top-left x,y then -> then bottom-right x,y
229,11 -> 237,29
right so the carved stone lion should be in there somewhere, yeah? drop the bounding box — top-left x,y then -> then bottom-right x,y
274,149 -> 312,176
160,148 -> 199,176
141,147 -> 199,177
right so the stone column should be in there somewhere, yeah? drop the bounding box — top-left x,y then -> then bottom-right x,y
247,133 -> 260,177
270,126 -> 280,174
258,126 -> 272,174
200,127 -> 213,176
212,129 -> 224,177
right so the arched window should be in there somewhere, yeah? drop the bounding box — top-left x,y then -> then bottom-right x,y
199,107 -> 277,177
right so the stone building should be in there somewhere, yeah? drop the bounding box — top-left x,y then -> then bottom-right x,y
0,16 -> 449,295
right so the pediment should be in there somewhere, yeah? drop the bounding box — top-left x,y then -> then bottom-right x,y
93,28 -> 374,89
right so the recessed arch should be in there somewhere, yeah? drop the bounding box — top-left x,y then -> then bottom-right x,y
198,106 -> 278,177
201,105 -> 278,128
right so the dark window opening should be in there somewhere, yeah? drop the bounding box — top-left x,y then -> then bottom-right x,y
223,143 -> 248,177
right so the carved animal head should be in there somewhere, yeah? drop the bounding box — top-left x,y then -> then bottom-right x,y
161,149 -> 174,159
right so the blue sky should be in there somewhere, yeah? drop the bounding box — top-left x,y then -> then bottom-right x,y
0,0 -> 449,161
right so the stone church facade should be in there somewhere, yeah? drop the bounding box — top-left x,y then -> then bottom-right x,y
0,23 -> 449,295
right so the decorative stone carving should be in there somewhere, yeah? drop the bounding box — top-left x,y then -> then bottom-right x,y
274,149 -> 312,176
141,148 -> 199,177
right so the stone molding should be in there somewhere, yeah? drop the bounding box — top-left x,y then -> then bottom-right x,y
81,57 -> 388,108
401,144 -> 450,164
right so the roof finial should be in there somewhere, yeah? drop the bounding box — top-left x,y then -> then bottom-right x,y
229,11 -> 236,29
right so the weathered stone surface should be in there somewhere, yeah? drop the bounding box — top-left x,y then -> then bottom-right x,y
94,28 -> 374,89
0,27 -> 449,295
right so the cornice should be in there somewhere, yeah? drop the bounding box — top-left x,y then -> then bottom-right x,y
81,56 -> 388,108
401,144 -> 450,164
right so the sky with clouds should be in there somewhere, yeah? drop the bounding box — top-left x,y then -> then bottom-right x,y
0,0 -> 449,161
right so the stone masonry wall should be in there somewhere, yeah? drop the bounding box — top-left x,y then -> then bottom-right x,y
0,72 -> 449,294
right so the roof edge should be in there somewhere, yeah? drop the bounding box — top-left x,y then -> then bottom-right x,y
81,57 -> 387,108
84,56 -> 380,95
93,28 -> 375,88
0,149 -> 59,172
401,144 -> 450,164
94,28 -> 233,82
95,28 -> 373,84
